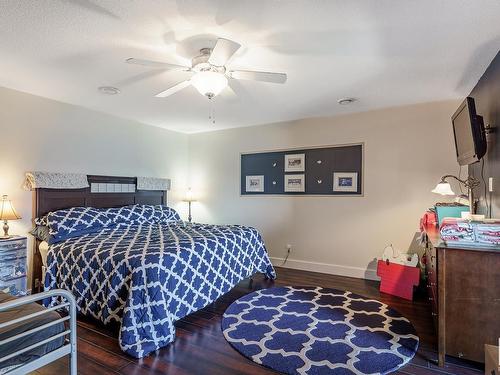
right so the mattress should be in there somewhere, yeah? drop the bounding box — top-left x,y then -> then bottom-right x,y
0,291 -> 65,370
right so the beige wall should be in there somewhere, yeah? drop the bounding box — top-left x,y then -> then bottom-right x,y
0,85 -> 461,282
188,101 -> 460,279
0,86 -> 189,281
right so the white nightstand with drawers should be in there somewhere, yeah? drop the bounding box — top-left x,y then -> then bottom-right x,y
0,235 -> 28,296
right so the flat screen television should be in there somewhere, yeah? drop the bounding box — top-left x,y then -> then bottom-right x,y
451,97 -> 486,165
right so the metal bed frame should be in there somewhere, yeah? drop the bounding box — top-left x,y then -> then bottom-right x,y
0,289 -> 77,375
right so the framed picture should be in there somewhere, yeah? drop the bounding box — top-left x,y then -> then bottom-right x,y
333,172 -> 358,192
285,174 -> 305,192
284,153 -> 305,172
246,175 -> 264,192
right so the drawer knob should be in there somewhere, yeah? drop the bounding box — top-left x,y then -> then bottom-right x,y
431,312 -> 437,316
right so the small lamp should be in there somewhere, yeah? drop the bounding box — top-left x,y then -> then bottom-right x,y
432,175 -> 480,214
183,188 -> 197,223
0,195 -> 21,239
431,182 -> 455,195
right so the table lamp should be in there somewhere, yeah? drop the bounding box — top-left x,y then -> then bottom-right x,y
432,175 -> 479,214
183,188 -> 197,223
0,195 -> 21,239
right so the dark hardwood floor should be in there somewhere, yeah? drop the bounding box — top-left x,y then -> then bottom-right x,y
30,267 -> 483,374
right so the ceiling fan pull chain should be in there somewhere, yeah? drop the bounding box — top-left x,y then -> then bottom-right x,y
208,97 -> 216,124
208,97 -> 212,123
212,98 -> 216,124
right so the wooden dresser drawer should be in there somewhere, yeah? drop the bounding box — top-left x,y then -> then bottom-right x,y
425,246 -> 437,297
424,243 -> 438,331
427,285 -> 438,328
443,248 -> 500,363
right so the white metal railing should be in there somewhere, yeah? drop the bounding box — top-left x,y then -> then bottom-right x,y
0,289 -> 77,375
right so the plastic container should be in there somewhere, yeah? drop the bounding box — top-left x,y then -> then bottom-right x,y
376,260 -> 420,300
435,204 -> 470,225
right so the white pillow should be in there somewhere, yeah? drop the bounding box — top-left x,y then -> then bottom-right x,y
39,241 -> 49,267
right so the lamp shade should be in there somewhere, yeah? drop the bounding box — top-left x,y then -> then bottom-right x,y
183,189 -> 197,202
0,195 -> 21,220
191,71 -> 228,98
431,182 -> 455,196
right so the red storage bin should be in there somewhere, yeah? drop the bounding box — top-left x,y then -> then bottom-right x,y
376,260 -> 420,300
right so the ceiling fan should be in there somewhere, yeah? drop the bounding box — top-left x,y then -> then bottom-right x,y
126,38 -> 287,99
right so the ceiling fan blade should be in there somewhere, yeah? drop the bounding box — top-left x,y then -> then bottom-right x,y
208,38 -> 241,66
225,84 -> 237,97
229,70 -> 287,84
219,83 -> 238,100
155,80 -> 191,98
126,58 -> 189,71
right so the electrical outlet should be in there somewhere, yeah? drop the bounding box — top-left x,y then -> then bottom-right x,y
489,177 -> 494,193
286,244 -> 292,251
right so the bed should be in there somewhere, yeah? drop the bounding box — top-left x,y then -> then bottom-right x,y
0,289 -> 77,375
31,175 -> 276,358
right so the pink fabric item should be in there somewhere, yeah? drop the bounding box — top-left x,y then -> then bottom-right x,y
420,211 -> 437,232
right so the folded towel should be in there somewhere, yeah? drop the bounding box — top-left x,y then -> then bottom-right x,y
439,218 -> 475,242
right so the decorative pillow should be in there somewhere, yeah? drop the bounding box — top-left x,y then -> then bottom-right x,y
47,207 -> 112,244
159,205 -> 181,222
107,205 -> 180,225
34,215 -> 48,226
29,225 -> 50,242
106,205 -> 160,225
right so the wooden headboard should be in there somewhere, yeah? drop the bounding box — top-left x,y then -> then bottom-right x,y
31,174 -> 169,292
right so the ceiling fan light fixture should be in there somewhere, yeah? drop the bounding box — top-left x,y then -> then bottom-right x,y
191,71 -> 228,98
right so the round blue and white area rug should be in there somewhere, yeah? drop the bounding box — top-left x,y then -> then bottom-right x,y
222,286 -> 419,375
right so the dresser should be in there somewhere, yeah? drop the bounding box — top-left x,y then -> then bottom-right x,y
422,225 -> 500,366
0,236 -> 28,296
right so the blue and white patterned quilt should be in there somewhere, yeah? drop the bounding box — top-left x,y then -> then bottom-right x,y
45,220 -> 276,358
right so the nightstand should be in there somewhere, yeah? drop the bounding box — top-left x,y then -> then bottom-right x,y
0,235 -> 28,296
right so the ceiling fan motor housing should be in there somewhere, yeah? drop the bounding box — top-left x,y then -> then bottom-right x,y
192,48 -> 226,73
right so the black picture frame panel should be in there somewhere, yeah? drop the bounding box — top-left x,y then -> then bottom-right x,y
305,148 -> 334,194
241,151 -> 284,194
331,145 -> 363,194
241,144 -> 362,195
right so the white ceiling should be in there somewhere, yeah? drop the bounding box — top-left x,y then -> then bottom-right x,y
1,1 -> 499,133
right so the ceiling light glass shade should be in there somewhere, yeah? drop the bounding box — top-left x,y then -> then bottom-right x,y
0,195 -> 21,220
431,182 -> 455,195
191,71 -> 228,97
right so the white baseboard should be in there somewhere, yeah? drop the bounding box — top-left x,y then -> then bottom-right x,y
269,257 -> 379,281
